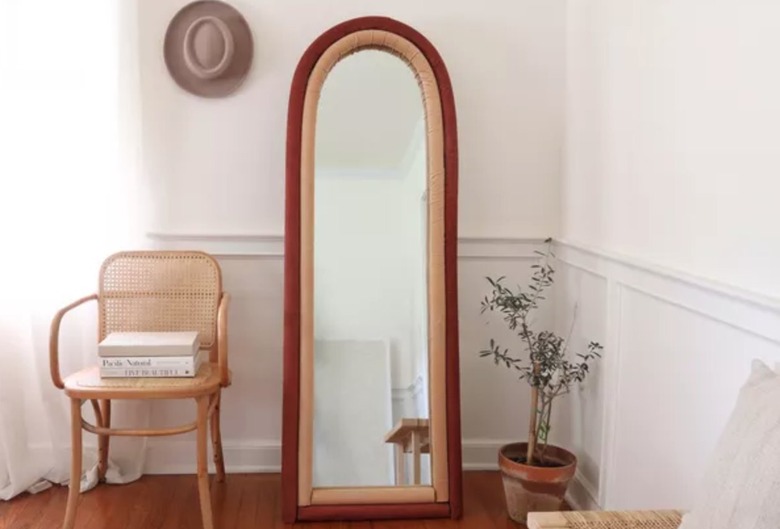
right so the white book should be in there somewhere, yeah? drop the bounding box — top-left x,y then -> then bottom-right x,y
100,350 -> 206,378
99,349 -> 205,369
98,331 -> 200,357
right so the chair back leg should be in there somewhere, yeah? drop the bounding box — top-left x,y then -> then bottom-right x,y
63,398 -> 83,529
210,391 -> 226,483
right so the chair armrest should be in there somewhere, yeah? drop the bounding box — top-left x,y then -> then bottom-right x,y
217,292 -> 230,386
49,294 -> 98,389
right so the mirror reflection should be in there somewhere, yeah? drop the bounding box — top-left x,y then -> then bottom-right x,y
312,49 -> 430,488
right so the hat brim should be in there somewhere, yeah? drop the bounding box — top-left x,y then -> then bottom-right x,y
164,0 -> 253,98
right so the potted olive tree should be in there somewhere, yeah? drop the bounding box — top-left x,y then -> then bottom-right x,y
479,238 -> 603,523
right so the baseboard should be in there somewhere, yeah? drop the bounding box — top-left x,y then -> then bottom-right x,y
461,439 -> 508,470
565,472 -> 601,511
143,440 -> 281,474
56,437 -> 602,511
142,439 -> 512,474
141,439 -> 603,500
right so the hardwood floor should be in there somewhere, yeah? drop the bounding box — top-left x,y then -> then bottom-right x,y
0,471 -> 527,529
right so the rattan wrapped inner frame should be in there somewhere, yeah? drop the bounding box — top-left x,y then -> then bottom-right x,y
98,251 -> 222,349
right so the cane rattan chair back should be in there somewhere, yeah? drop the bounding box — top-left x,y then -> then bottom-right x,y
99,251 -> 221,353
50,250 -> 230,529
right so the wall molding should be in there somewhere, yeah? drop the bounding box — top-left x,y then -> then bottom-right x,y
44,437 -> 594,511
142,438 -> 516,474
459,438 -> 509,471
555,239 -> 780,314
457,237 -> 545,260
555,240 -> 780,345
567,471 -> 600,511
146,232 -> 547,259
143,440 -> 282,475
146,232 -> 285,258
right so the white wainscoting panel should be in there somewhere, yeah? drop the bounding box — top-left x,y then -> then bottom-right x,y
142,256 -> 285,474
140,233 -> 780,513
141,234 -> 550,475
553,240 -> 780,511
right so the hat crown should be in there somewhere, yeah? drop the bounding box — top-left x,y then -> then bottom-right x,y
192,20 -> 225,69
183,16 -> 235,80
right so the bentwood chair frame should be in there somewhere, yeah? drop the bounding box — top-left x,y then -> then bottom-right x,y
49,251 -> 230,529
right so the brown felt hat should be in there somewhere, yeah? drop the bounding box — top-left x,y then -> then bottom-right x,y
164,0 -> 253,98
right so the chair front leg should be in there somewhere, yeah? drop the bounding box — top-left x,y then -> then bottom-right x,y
210,391 -> 225,483
196,396 -> 214,529
63,398 -> 82,529
98,399 -> 111,482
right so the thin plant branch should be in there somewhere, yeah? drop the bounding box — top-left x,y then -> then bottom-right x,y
478,238 -> 604,467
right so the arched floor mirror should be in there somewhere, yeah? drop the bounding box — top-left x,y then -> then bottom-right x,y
281,16 -> 462,522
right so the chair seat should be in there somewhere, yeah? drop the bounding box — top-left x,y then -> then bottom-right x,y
64,362 -> 223,399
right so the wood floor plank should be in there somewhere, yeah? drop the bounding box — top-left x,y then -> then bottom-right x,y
134,475 -> 180,529
177,479 -> 203,529
145,480 -> 180,529
30,485 -> 71,529
81,479 -> 143,529
0,471 -> 526,529
251,475 -> 282,529
469,471 -> 522,529
0,496 -> 10,527
159,476 -> 196,529
1,487 -> 53,529
212,474 -> 243,529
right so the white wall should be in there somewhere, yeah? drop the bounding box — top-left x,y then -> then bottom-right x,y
139,0 -> 565,238
563,0 -> 780,299
139,0 -> 566,473
558,0 -> 780,511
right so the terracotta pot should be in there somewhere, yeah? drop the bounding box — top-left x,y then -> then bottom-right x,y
498,442 -> 577,524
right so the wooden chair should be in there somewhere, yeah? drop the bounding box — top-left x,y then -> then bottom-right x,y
384,418 -> 430,485
49,251 -> 231,529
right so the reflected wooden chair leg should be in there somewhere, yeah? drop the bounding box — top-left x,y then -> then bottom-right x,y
63,398 -> 82,529
394,444 -> 405,486
210,391 -> 226,483
98,399 -> 111,482
197,396 -> 214,529
411,431 -> 421,485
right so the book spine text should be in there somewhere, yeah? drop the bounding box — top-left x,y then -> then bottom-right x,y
99,367 -> 198,378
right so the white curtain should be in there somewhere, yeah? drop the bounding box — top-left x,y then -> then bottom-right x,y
0,0 -> 152,500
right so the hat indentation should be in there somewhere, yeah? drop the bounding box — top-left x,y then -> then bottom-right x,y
183,16 -> 235,80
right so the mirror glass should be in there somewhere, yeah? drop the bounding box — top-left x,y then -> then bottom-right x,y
312,49 -> 430,488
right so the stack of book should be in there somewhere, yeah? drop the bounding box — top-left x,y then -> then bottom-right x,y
98,331 -> 204,378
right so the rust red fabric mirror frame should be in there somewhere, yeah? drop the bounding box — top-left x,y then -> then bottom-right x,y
281,15 -> 462,523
